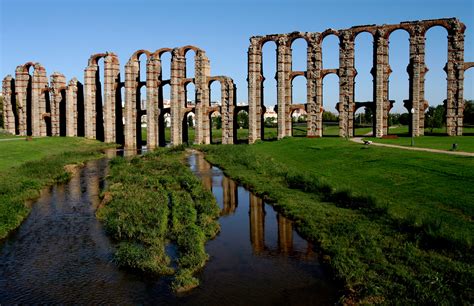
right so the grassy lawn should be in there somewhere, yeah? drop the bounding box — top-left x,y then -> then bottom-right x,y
97,146 -> 220,292
199,138 -> 473,304
0,137 -> 112,239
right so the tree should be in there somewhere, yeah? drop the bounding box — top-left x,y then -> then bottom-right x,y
212,115 -> 222,129
464,100 -> 474,125
237,111 -> 249,129
322,111 -> 338,122
425,105 -> 445,132
264,117 -> 277,128
187,114 -> 194,128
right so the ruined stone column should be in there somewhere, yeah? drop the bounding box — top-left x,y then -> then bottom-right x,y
124,58 -> 139,149
2,76 -> 16,134
146,56 -> 160,149
338,30 -> 356,137
446,19 -> 465,136
248,37 -> 263,143
84,60 -> 98,139
195,50 -> 210,144
374,29 -> 390,137
221,78 -> 235,144
14,65 -> 30,136
307,34 -> 322,137
407,25 -> 427,137
50,72 -> 66,136
66,78 -> 79,136
277,36 -> 291,139
170,48 -> 186,145
103,53 -> 120,143
32,63 -> 48,137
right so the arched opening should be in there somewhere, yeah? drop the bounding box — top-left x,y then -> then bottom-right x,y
185,49 -> 196,79
234,109 -> 249,143
354,32 -> 375,136
162,112 -> 171,145
354,105 -> 373,136
44,89 -> 52,136
425,26 -> 448,135
186,82 -> 196,108
120,86 -> 125,142
59,89 -> 67,136
182,111 -> 195,144
77,82 -> 85,137
291,75 -> 307,136
291,38 -> 307,72
96,57 -> 105,141
388,29 -> 410,136
210,110 -> 222,144
291,108 -> 307,137
26,65 -> 33,136
322,34 -> 339,69
463,68 -> 473,135
137,53 -> 148,146
262,40 -> 278,140
160,83 -> 171,146
210,80 -> 221,107
322,73 -> 339,136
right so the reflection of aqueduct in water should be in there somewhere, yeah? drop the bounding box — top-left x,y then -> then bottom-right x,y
195,155 -> 313,256
2,18 -> 474,146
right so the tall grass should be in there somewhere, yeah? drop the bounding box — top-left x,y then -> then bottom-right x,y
97,146 -> 220,292
199,139 -> 474,304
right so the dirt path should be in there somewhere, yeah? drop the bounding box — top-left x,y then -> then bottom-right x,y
350,137 -> 474,157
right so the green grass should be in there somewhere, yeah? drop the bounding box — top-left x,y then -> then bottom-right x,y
199,138 -> 474,304
96,146 -> 220,292
0,137 -> 112,239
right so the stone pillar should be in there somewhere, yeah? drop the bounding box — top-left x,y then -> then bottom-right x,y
50,72 -> 66,136
170,48 -> 186,145
374,29 -> 390,137
307,34 -> 322,137
248,37 -> 263,143
124,58 -> 139,149
84,60 -> 98,139
221,78 -> 235,144
66,78 -> 79,136
14,65 -> 29,136
277,36 -> 291,139
446,19 -> 465,136
338,30 -> 356,137
407,25 -> 427,137
103,53 -> 120,143
195,50 -> 210,144
32,63 -> 48,137
147,56 -> 160,149
2,76 -> 16,134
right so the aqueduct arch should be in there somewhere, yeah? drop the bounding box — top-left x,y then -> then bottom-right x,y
2,18 -> 472,146
247,17 -> 471,142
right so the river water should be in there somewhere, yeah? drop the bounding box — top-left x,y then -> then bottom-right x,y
0,152 -> 337,305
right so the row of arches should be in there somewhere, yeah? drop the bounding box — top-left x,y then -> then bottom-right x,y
248,17 -> 473,142
2,18 -> 472,146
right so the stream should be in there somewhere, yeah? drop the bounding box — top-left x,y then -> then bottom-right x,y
0,151 -> 337,304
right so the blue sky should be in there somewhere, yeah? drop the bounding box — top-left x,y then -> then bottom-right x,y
1,0 -> 473,113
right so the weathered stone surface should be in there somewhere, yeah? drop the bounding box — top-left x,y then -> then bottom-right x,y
1,18 -> 471,143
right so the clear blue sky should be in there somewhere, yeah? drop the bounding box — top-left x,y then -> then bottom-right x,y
1,0 -> 473,114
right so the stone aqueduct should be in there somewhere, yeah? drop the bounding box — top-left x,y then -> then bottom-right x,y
2,18 -> 473,148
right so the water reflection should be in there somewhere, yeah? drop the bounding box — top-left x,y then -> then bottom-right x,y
187,152 -> 337,305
